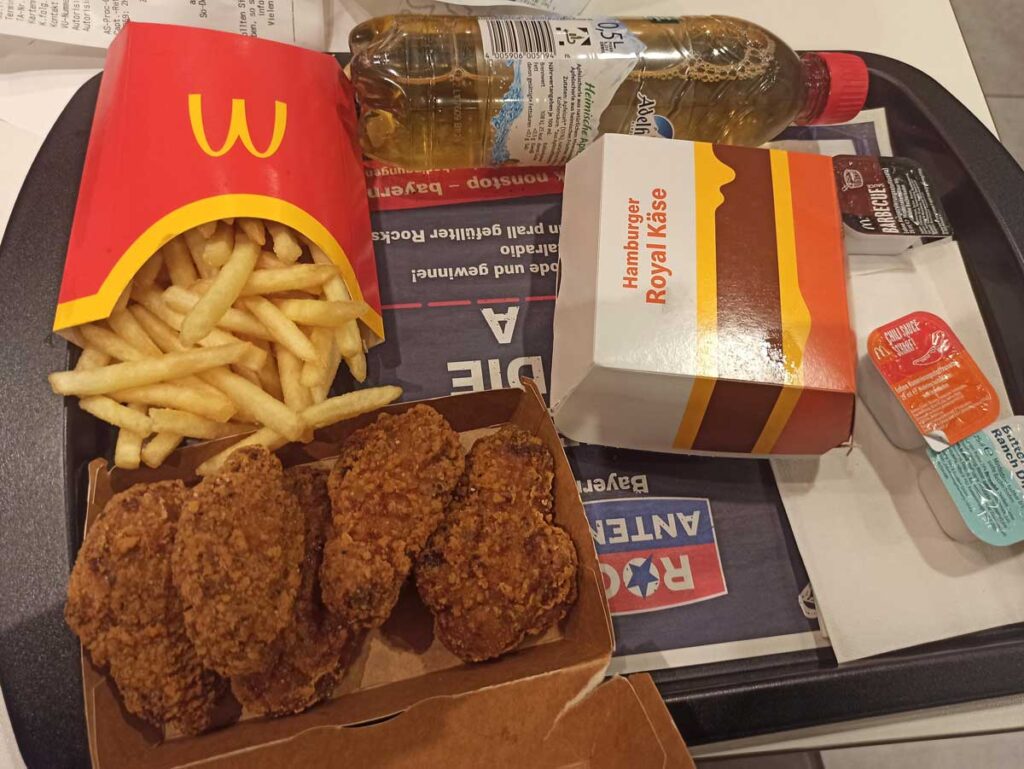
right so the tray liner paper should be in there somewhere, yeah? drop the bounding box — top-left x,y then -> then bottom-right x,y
53,21 -> 382,341
80,384 -> 617,769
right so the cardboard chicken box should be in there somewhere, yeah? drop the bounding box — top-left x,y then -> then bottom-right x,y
551,134 -> 856,456
165,673 -> 694,769
79,384 -> 633,768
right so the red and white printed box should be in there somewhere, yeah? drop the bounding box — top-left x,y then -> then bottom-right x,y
550,134 -> 856,456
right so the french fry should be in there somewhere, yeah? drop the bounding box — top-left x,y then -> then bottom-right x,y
266,222 -> 302,263
310,337 -> 343,403
232,363 -> 263,386
334,319 -> 363,359
135,287 -> 266,369
141,432 -> 183,468
130,307 -> 241,402
346,351 -> 368,383
195,428 -> 288,475
112,284 -> 131,315
109,382 -> 235,422
78,396 -> 153,433
309,244 -> 364,359
131,287 -> 182,329
134,252 -> 164,288
244,297 -> 319,362
276,298 -> 368,328
49,343 -> 248,396
181,375 -> 234,403
180,232 -> 259,346
193,254 -> 218,280
337,322 -> 363,358
79,323 -> 147,362
257,251 -> 289,270
301,327 -> 333,388
321,242 -> 368,383
114,405 -> 148,469
129,304 -> 186,353
115,428 -> 144,469
184,228 -> 219,279
149,408 -> 248,440
257,351 -> 284,401
75,348 -> 111,371
236,264 -> 337,296
162,285 -> 272,340
317,246 -> 368,383
58,326 -> 87,348
238,218 -> 265,246
183,228 -> 207,263
275,344 -> 312,412
197,221 -> 217,239
202,221 -> 235,268
130,308 -> 238,402
202,367 -> 305,441
107,309 -> 164,357
196,386 -> 403,476
227,340 -> 267,371
162,237 -> 199,287
302,386 -> 402,429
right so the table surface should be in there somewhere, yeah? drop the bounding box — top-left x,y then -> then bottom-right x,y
0,1 -> 1012,764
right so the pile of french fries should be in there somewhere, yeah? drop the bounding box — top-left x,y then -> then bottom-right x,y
49,218 -> 400,475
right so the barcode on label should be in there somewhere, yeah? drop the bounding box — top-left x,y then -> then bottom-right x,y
481,19 -> 557,58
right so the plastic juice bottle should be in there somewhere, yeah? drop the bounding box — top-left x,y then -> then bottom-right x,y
348,15 -> 869,170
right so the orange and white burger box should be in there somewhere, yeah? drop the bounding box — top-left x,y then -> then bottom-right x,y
551,134 -> 857,456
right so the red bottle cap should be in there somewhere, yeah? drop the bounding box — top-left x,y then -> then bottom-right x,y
809,53 -> 869,125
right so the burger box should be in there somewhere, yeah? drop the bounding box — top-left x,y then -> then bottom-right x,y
78,382 -> 633,768
550,134 -> 856,456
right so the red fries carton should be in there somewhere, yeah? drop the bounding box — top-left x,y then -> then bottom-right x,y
54,22 -> 383,343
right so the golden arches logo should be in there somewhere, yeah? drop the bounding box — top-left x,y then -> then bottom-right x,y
188,94 -> 287,158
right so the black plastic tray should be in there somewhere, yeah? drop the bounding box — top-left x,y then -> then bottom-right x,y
2,53 -> 1024,768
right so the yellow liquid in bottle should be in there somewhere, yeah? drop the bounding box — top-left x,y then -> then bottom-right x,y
350,16 -> 809,170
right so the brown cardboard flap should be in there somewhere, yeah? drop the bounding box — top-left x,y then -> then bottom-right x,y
625,675 -> 696,769
177,667 -> 692,769
82,384 -> 613,769
191,662 -> 607,768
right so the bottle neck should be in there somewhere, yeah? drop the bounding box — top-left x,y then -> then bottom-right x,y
795,52 -> 831,125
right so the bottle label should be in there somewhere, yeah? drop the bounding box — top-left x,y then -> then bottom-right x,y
867,311 -> 998,451
478,18 -> 644,165
928,417 -> 1024,545
628,86 -> 676,139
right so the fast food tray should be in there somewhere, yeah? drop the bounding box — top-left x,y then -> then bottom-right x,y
1,52 -> 1023,767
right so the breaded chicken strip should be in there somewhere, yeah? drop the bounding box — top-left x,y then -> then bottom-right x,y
172,447 -> 304,677
232,465 -> 350,715
416,426 -> 578,662
321,405 -> 464,630
65,481 -> 224,735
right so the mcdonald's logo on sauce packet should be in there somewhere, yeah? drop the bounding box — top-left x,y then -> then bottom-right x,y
54,22 -> 382,343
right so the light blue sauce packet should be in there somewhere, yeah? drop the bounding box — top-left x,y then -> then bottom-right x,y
926,416 -> 1024,546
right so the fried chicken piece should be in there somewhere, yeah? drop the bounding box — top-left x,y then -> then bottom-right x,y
415,426 -> 578,662
172,447 -> 304,677
65,481 -> 224,735
232,465 -> 351,716
321,405 -> 464,630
